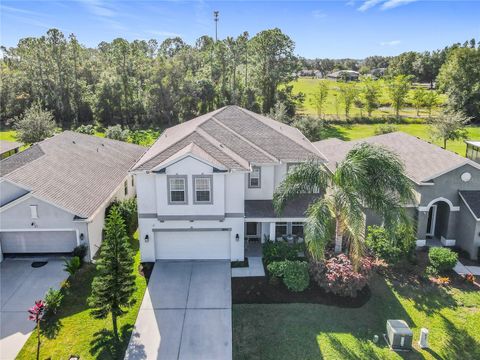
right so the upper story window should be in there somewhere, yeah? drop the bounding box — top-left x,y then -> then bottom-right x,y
193,176 -> 212,204
168,176 -> 187,204
124,180 -> 128,196
248,166 -> 261,188
30,205 -> 38,219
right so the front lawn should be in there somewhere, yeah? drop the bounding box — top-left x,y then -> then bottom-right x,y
17,233 -> 147,360
233,268 -> 480,359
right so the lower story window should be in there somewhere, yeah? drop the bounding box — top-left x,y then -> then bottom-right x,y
246,222 -> 257,236
275,222 -> 287,239
292,222 -> 304,238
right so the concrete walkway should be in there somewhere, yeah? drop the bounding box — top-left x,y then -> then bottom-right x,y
454,261 -> 480,276
0,259 -> 67,360
231,257 -> 265,277
125,261 -> 232,360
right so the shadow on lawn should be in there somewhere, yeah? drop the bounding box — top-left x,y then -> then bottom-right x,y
440,315 -> 480,360
319,124 -> 351,141
89,324 -> 140,359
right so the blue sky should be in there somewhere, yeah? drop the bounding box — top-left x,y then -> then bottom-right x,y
1,0 -> 479,58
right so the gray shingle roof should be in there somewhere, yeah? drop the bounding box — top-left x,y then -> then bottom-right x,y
459,191 -> 480,219
245,194 -> 320,218
132,106 -> 324,171
0,140 -> 22,154
1,131 -> 146,218
314,132 -> 480,184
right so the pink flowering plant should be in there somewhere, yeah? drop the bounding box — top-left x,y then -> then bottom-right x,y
310,254 -> 374,298
28,300 -> 45,360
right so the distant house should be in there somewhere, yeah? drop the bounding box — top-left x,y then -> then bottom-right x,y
0,140 -> 22,159
465,140 -> 480,163
315,132 -> 480,260
326,70 -> 360,82
0,131 -> 146,262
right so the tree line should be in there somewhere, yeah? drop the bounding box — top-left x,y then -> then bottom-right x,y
1,28 -> 299,131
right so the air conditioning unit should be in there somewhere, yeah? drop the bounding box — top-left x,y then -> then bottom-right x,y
386,320 -> 413,351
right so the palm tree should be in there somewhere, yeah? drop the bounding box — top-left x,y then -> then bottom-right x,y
273,143 -> 414,269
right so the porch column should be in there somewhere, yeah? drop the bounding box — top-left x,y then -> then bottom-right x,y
269,222 -> 276,242
416,208 -> 428,246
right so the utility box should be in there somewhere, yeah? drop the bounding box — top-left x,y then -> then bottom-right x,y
386,320 -> 413,350
418,328 -> 429,348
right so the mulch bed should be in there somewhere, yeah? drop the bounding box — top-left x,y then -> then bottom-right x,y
232,276 -> 371,307
139,262 -> 154,282
231,258 -> 249,268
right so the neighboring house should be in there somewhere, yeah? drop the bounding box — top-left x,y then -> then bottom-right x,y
326,70 -> 360,81
315,132 -> 480,259
0,140 -> 22,159
465,140 -> 480,163
131,105 -> 324,262
0,131 -> 145,262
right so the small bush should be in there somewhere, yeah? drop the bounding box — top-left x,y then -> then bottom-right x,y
63,257 -> 81,276
374,123 -> 398,135
74,124 -> 96,135
310,254 -> 373,298
366,225 -> 415,264
105,125 -> 129,141
425,265 -> 439,278
262,241 -> 298,265
267,260 -> 310,292
44,288 -> 63,316
106,198 -> 138,236
72,244 -> 88,264
429,247 -> 458,272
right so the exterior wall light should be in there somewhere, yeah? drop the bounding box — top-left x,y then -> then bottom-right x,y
235,234 -> 240,242
80,233 -> 84,241
144,234 -> 150,243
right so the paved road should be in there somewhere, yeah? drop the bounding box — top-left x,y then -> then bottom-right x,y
0,259 -> 67,360
125,261 -> 232,360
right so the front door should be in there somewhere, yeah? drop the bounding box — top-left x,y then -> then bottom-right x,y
426,205 -> 437,237
245,222 -> 258,239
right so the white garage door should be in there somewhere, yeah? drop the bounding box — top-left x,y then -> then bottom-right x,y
154,230 -> 230,260
0,231 -> 77,253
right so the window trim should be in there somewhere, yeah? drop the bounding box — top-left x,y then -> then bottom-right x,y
192,175 -> 213,204
248,166 -> 261,188
30,205 -> 38,219
124,180 -> 128,196
167,175 -> 188,205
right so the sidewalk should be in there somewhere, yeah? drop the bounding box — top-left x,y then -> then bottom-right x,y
453,261 -> 480,276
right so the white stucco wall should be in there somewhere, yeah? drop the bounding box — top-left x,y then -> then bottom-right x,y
0,180 -> 29,207
245,165 -> 275,200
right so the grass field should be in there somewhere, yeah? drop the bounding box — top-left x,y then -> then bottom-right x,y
325,123 -> 480,156
290,78 -> 446,119
233,273 -> 480,360
17,233 -> 147,360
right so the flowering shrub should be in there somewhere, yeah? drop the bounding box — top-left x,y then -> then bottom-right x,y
267,260 -> 310,292
430,276 -> 450,286
465,274 -> 476,284
310,254 -> 374,298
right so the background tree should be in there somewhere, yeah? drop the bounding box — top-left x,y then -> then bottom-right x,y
430,111 -> 470,149
14,102 -> 56,144
437,47 -> 480,120
337,82 -> 359,118
387,75 -> 412,118
387,51 -> 420,79
273,143 -> 413,269
312,81 -> 329,118
411,88 -> 427,116
292,116 -> 324,142
88,208 -> 136,342
423,90 -> 440,118
269,101 -> 290,124
360,77 -> 380,117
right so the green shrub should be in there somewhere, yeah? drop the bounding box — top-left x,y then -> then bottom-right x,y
105,125 -> 129,141
44,288 -> 63,316
267,260 -> 310,292
106,198 -> 138,236
374,123 -> 398,135
63,257 -> 81,276
429,247 -> 458,272
366,224 -> 415,264
74,124 -> 96,135
72,244 -> 88,264
262,241 -> 298,265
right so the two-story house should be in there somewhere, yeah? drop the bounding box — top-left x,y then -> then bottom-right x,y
131,105 -> 324,262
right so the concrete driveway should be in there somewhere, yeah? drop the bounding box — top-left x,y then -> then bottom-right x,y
0,259 -> 68,360
125,261 -> 232,360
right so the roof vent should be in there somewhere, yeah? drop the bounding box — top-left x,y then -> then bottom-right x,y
102,143 -> 105,146
72,140 -> 76,144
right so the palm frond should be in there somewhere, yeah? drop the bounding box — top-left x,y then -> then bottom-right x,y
304,198 -> 335,261
273,160 -> 330,215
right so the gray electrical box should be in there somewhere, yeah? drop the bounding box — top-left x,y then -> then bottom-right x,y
386,320 -> 413,350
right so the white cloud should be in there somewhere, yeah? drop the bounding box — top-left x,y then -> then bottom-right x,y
358,0 -> 383,12
80,0 -> 116,18
147,30 -> 181,38
381,0 -> 419,10
312,10 -> 327,19
358,0 -> 419,11
380,40 -> 401,46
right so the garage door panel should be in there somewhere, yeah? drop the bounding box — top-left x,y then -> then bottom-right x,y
1,231 -> 77,253
154,231 -> 230,260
